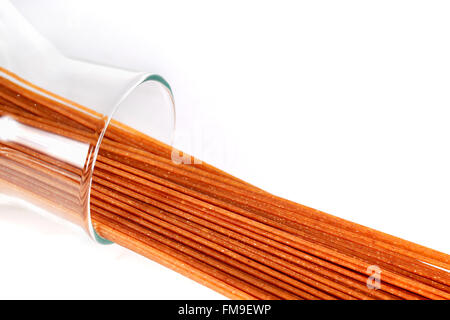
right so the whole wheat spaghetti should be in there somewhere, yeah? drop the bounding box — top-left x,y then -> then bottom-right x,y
0,70 -> 449,300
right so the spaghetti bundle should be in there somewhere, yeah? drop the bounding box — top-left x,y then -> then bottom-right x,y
0,71 -> 449,300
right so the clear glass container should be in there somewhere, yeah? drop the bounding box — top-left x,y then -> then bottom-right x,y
0,0 -> 176,243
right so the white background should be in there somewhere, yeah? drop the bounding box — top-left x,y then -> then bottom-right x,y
1,0 -> 449,299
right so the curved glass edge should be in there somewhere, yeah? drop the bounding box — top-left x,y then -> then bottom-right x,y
93,229 -> 113,245
144,74 -> 173,95
88,74 -> 175,245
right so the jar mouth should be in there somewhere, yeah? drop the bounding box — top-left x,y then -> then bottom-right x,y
1,1 -> 177,244
86,74 -> 176,244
